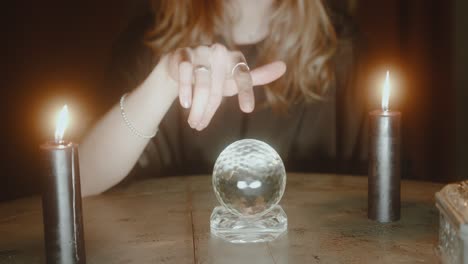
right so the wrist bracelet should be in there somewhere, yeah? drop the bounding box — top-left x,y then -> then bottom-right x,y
119,93 -> 157,139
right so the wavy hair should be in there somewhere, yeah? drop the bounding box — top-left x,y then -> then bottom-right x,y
145,0 -> 337,106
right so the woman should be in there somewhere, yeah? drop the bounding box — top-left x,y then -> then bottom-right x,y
79,0 -> 365,196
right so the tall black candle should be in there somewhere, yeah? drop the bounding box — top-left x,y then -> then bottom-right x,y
41,106 -> 86,264
368,72 -> 401,223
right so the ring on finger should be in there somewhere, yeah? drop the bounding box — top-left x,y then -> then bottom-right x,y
194,65 -> 211,73
231,62 -> 250,76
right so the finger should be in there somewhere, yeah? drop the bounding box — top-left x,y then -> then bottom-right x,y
222,61 -> 287,97
168,48 -> 192,80
234,66 -> 254,113
197,44 -> 227,130
179,61 -> 193,108
231,52 -> 254,113
169,48 -> 194,108
222,79 -> 238,96
188,66 -> 211,129
250,61 -> 287,86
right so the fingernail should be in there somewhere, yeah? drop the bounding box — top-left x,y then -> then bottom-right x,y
181,97 -> 190,109
196,123 -> 206,131
188,120 -> 196,128
243,102 -> 254,113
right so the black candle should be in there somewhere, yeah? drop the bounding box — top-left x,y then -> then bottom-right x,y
41,105 -> 86,263
368,72 -> 401,223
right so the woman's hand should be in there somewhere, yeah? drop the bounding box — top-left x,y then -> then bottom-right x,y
163,43 -> 286,131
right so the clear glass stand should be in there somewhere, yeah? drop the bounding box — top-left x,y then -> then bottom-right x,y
210,205 -> 287,243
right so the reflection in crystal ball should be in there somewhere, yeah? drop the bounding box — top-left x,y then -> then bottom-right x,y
212,139 -> 286,218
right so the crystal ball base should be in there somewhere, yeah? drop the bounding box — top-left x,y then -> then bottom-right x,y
210,205 -> 287,243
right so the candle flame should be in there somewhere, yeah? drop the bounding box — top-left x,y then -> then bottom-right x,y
382,71 -> 391,111
54,105 -> 69,143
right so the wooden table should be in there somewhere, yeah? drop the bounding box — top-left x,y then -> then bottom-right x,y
0,173 -> 443,264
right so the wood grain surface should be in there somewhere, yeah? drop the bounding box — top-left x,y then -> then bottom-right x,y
0,173 -> 444,263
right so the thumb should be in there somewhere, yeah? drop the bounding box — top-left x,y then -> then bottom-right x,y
250,61 -> 287,86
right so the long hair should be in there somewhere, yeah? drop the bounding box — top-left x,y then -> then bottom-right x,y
145,0 -> 337,106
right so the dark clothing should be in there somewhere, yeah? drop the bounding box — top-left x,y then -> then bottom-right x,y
105,11 -> 367,182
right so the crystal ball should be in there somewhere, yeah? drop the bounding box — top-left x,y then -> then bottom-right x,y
212,139 -> 286,218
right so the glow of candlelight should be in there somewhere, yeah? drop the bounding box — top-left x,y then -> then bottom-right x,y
54,105 -> 69,143
381,71 -> 391,111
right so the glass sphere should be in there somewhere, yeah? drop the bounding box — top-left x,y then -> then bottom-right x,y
212,139 -> 286,218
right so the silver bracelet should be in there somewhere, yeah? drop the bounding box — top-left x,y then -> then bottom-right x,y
119,93 -> 157,139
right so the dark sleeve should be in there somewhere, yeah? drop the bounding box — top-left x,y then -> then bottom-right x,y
333,14 -> 369,174
101,13 -> 156,113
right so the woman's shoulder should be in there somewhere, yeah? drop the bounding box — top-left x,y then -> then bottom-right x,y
326,0 -> 358,63
326,2 -> 359,92
109,11 -> 156,80
327,0 -> 358,40
102,13 -> 156,102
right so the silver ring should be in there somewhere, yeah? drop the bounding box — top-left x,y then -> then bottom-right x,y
194,65 -> 210,73
231,62 -> 250,76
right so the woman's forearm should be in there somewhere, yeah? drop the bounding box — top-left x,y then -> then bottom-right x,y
79,59 -> 178,196
78,43 -> 286,196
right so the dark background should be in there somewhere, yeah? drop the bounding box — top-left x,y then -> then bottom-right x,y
2,0 -> 467,201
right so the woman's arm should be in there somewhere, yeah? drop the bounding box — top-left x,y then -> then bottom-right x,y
79,45 -> 286,197
79,56 -> 177,196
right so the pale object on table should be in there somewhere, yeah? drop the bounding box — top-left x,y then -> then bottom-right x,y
211,139 -> 287,243
436,181 -> 468,264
